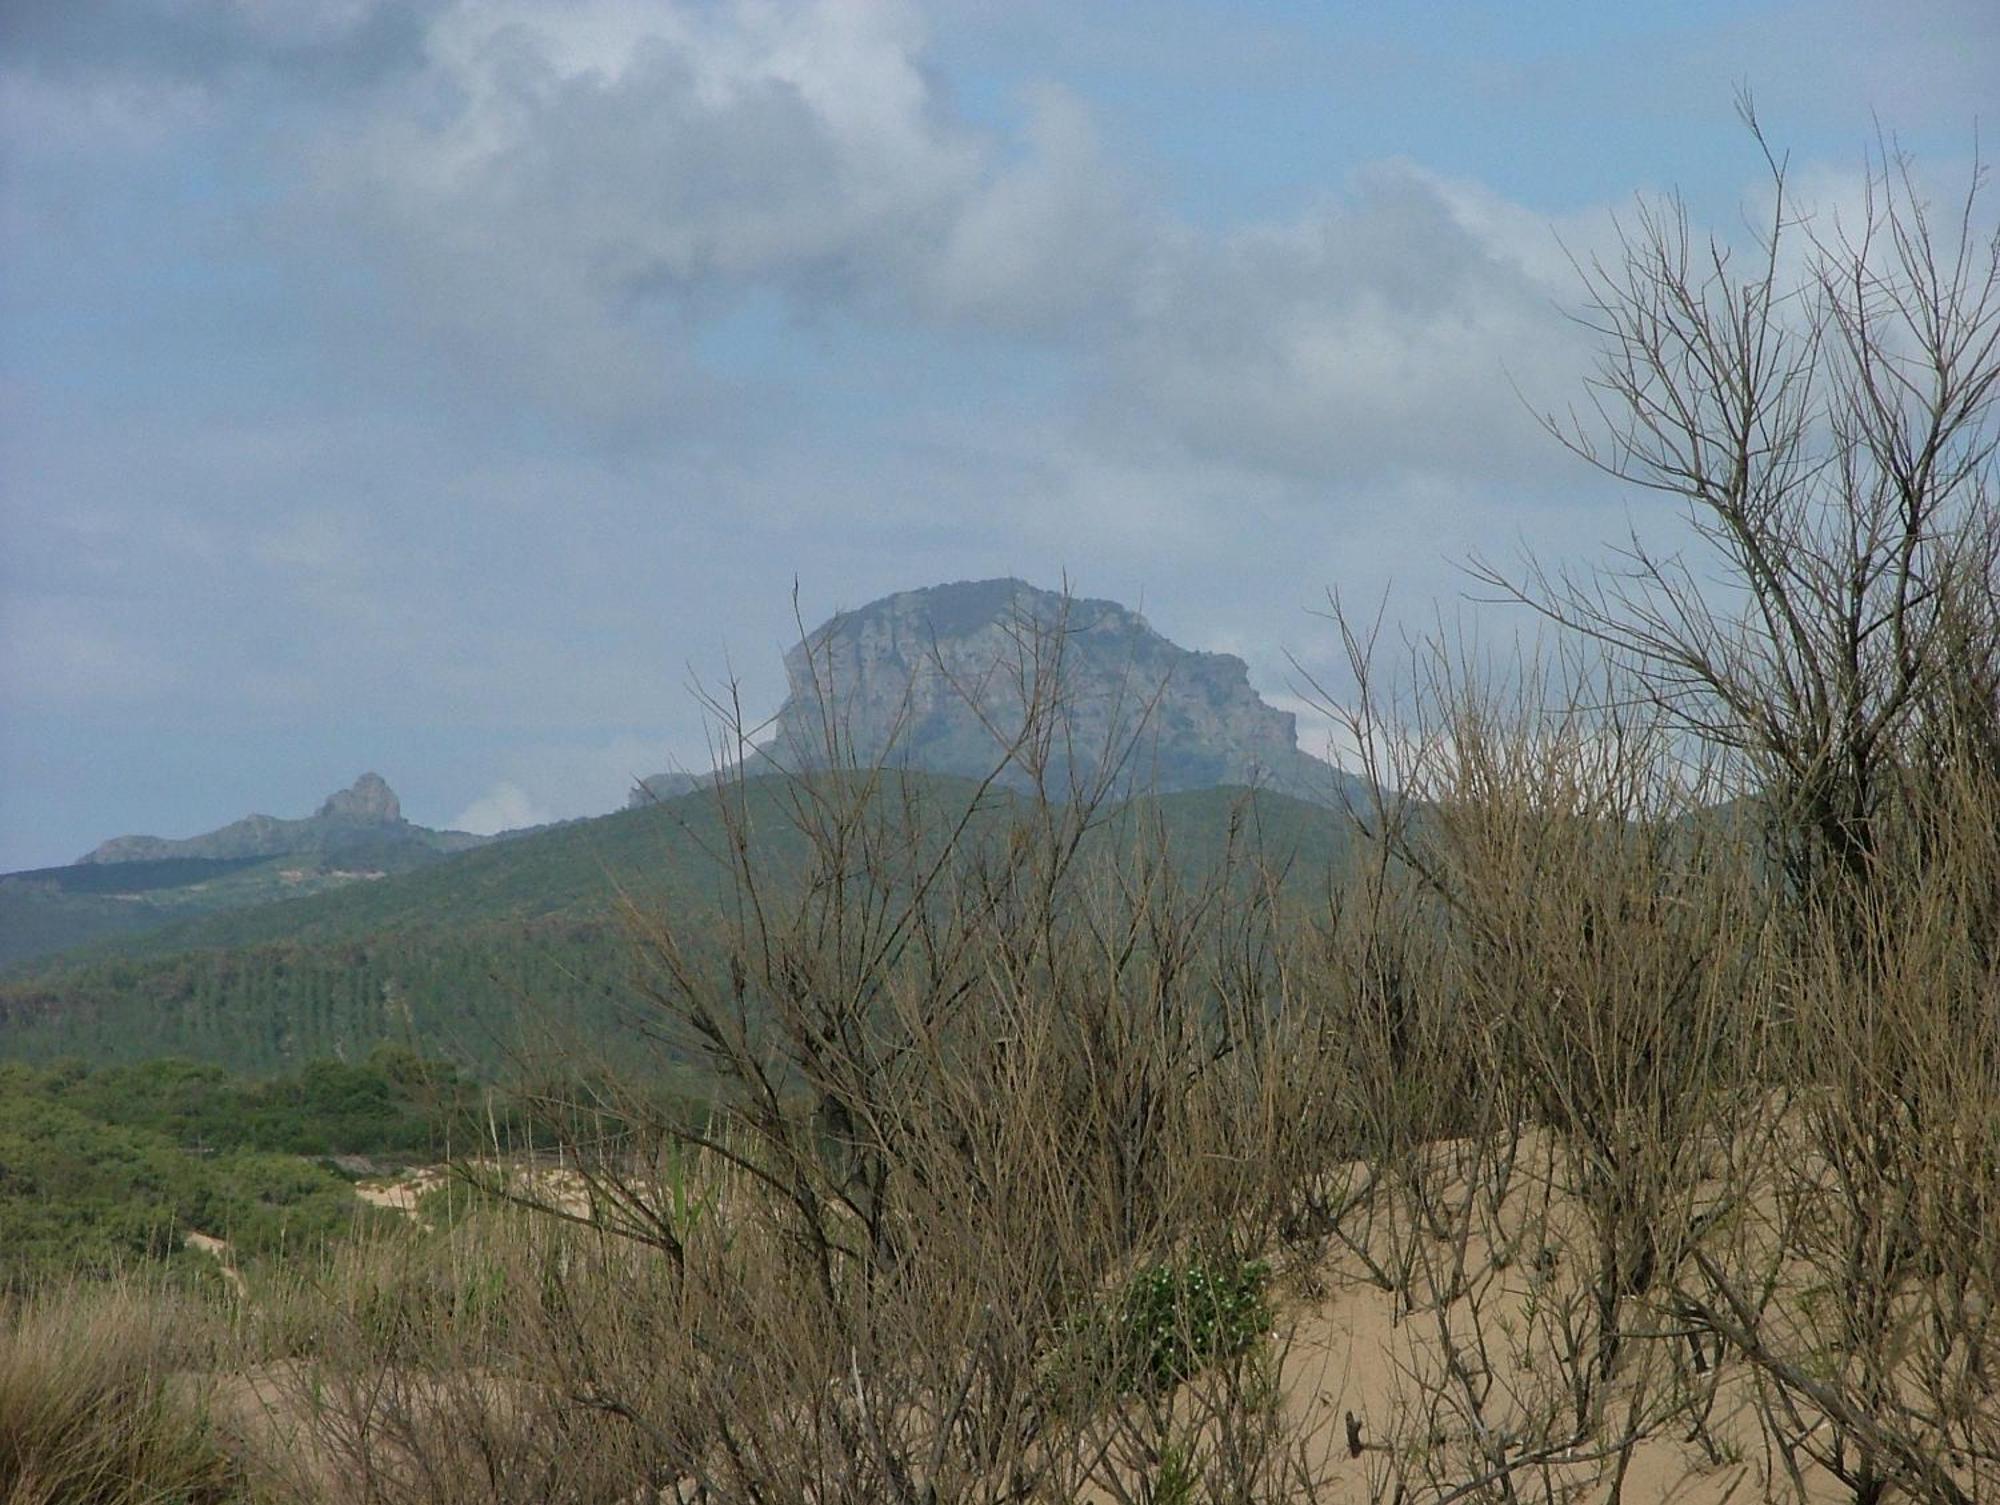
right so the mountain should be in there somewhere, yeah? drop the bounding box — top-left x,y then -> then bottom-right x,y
0,775 -> 1354,1075
636,579 -> 1362,808
0,775 -> 492,970
1,586 -> 1372,1063
79,772 -> 485,865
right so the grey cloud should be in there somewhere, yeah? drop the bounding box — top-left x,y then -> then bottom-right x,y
296,1 -> 984,424
294,1 -> 1579,483
920,86 -> 1145,331
5,0 -> 1605,497
0,0 -> 436,94
1094,165 -> 1585,483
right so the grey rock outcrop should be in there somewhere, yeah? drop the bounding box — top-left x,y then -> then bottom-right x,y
316,771 -> 400,824
636,580 -> 1360,807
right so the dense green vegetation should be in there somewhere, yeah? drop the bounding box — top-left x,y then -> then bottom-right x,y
0,1050 -> 467,1285
30,1048 -> 474,1157
0,917 -> 644,1075
0,880 -> 177,969
7,856 -> 269,896
6,793 -> 728,969
1053,1257 -> 1275,1406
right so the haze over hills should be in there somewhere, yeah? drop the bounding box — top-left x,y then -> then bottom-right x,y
0,774 -> 493,969
80,772 -> 488,865
636,579 -> 1361,809
0,775 -> 1354,1074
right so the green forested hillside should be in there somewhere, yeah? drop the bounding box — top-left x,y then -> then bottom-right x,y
0,771 -> 499,969
0,881 -> 184,968
38,1048 -> 474,1157
0,843 -> 473,971
0,1051 -> 467,1284
0,777 -> 1355,1075
0,918 -> 646,1074
36,777 -> 800,963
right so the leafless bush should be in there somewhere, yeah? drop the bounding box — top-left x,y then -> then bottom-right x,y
1476,99 -> 2000,924
262,602 -> 1356,1504
224,113 -> 2000,1505
1447,109 -> 2000,1505
248,1207 -> 697,1504
1307,632 -> 1781,1503
1670,756 -> 2000,1505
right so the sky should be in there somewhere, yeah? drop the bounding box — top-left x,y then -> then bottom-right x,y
2,0 -> 1995,869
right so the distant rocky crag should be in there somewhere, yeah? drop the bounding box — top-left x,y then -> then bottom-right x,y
80,773 -> 489,865
635,579 -> 1361,807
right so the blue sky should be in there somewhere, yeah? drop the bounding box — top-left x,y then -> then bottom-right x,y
2,0 -> 1995,868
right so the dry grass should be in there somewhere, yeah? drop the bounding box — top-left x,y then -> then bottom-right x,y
0,1277 -> 243,1505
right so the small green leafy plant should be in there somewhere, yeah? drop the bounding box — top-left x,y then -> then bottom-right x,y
1150,1437 -> 1201,1505
1049,1255 -> 1274,1408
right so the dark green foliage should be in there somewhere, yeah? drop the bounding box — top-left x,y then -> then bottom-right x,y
1108,1258 -> 1274,1393
0,882 -> 172,969
0,764 -> 504,970
0,1087 -> 381,1285
6,856 -> 267,896
43,1047 -> 472,1156
40,788 -> 764,962
0,919 -> 644,1075
0,844 -> 454,971
1050,1256 -> 1274,1406
0,1052 -> 464,1284
0,860 -> 276,969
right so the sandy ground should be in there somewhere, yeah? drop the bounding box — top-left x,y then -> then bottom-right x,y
182,1227 -> 247,1298
214,1138 -> 1933,1502
353,1166 -> 449,1215
353,1162 -> 599,1219
1267,1264 -> 1800,1502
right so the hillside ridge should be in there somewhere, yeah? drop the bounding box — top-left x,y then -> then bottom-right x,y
0,775 -> 1355,1072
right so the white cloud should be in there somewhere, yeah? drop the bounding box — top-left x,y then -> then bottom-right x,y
923,84 -> 1141,330
281,0 -> 1596,489
450,780 -> 553,835
1101,163 -> 1595,483
0,0 -> 1637,505
298,0 -> 991,422
452,732 -> 729,832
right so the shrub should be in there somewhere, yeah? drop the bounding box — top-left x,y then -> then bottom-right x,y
1053,1256 -> 1274,1406
1116,1257 -> 1274,1392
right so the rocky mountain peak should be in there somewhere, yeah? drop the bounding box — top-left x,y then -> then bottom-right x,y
316,772 -> 402,825
76,772 -> 484,865
751,578 -> 1353,804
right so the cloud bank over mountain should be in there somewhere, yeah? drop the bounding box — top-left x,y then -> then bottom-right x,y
2,0 -> 1990,867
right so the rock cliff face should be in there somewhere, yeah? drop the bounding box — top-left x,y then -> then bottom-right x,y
316,771 -> 401,823
81,774 -> 484,864
635,580 -> 1358,806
